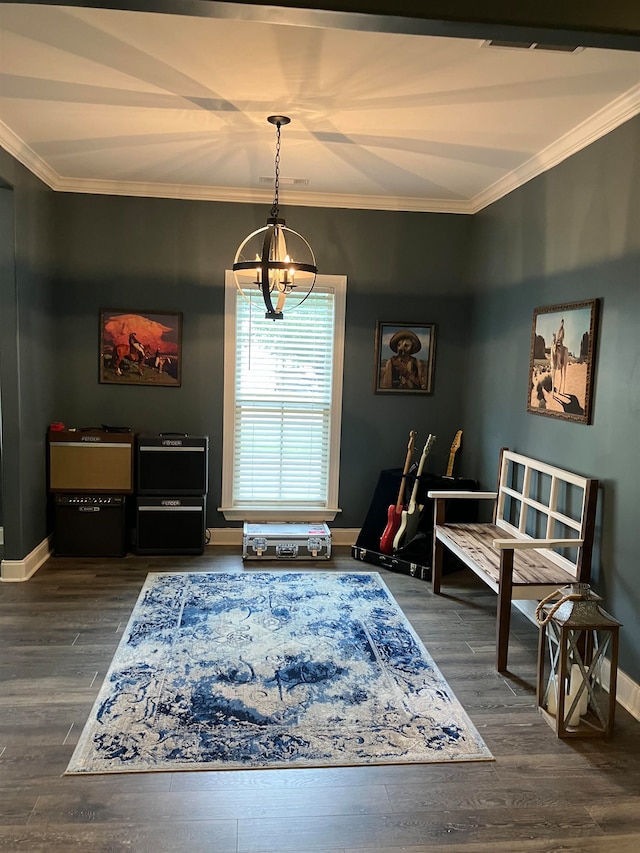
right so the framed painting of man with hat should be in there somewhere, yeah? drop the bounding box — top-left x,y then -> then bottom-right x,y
374,321 -> 436,394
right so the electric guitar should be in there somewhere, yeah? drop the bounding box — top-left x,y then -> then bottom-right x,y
379,430 -> 416,555
392,433 -> 436,552
445,429 -> 463,477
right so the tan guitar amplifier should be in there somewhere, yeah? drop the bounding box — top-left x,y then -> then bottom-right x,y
48,430 -> 135,493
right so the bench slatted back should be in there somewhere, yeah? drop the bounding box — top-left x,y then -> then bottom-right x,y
495,450 -> 598,579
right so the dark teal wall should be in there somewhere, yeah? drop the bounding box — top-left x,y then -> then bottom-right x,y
0,150 -> 56,560
466,115 -> 640,682
1,113 -> 638,684
51,194 -> 473,528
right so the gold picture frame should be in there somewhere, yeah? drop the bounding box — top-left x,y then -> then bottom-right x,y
374,321 -> 436,394
99,309 -> 182,386
527,299 -> 599,424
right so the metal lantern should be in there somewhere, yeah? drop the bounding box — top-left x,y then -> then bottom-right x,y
536,583 -> 622,737
233,116 -> 317,321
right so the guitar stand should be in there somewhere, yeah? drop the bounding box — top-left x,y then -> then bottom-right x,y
352,468 -> 479,580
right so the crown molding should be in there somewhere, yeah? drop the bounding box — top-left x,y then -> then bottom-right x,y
468,82 -> 640,213
1,86 -> 638,215
0,120 -> 61,189
48,176 -> 473,214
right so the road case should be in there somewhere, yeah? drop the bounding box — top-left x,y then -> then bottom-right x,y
351,469 -> 478,580
242,523 -> 332,560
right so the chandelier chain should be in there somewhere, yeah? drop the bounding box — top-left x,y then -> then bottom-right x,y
270,121 -> 282,219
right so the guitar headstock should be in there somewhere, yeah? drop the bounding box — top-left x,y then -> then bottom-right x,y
417,433 -> 436,460
407,430 -> 417,453
445,429 -> 463,477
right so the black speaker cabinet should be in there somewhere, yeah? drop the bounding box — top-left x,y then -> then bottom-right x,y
135,497 -> 206,555
136,435 -> 209,496
53,495 -> 128,557
48,430 -> 134,493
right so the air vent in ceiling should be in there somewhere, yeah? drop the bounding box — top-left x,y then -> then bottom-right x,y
482,39 -> 584,53
258,176 -> 309,186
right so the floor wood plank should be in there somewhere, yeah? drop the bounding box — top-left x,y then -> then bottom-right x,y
0,546 -> 638,852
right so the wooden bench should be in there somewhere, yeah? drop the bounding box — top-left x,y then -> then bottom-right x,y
428,449 -> 598,673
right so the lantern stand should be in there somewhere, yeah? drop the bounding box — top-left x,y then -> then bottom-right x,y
536,583 -> 622,738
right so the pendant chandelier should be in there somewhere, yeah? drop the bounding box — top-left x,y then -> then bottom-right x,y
233,116 -> 317,320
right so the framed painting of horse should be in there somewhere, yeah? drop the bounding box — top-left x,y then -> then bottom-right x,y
527,299 -> 600,424
99,309 -> 182,386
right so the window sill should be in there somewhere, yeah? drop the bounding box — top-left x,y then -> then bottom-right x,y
219,507 -> 341,523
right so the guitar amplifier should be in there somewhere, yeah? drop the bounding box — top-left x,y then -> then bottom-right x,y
53,494 -> 128,557
135,497 -> 206,555
136,434 -> 208,496
48,430 -> 134,493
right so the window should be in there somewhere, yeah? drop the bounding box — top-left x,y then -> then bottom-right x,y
220,271 -> 346,521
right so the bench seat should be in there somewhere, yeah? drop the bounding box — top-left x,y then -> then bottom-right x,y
437,523 -> 577,596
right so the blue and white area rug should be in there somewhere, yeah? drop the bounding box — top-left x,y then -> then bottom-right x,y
66,571 -> 492,774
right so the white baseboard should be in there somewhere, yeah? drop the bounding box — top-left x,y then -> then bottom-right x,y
514,599 -> 640,722
604,660 -> 640,721
1,536 -> 52,582
207,527 -> 361,547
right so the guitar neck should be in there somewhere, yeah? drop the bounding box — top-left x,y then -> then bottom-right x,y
408,435 -> 435,506
395,431 -> 416,512
445,430 -> 462,477
445,450 -> 456,477
395,473 -> 409,513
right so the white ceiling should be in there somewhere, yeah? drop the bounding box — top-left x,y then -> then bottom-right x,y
1,3 -> 639,213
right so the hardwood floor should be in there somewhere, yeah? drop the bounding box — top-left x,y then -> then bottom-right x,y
1,547 -> 639,852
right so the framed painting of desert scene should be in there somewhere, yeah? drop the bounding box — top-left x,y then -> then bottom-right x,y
99,310 -> 182,386
374,322 -> 436,394
527,299 -> 599,424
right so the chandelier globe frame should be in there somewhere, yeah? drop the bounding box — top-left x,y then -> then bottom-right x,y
232,116 -> 317,321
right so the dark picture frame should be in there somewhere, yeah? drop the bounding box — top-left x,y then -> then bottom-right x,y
374,321 -> 436,394
527,299 -> 599,424
99,309 -> 182,386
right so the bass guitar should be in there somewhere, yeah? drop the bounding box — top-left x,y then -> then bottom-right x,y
392,433 -> 436,552
445,429 -> 463,477
379,430 -> 416,555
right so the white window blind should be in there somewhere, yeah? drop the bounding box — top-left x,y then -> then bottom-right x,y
221,272 -> 345,521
